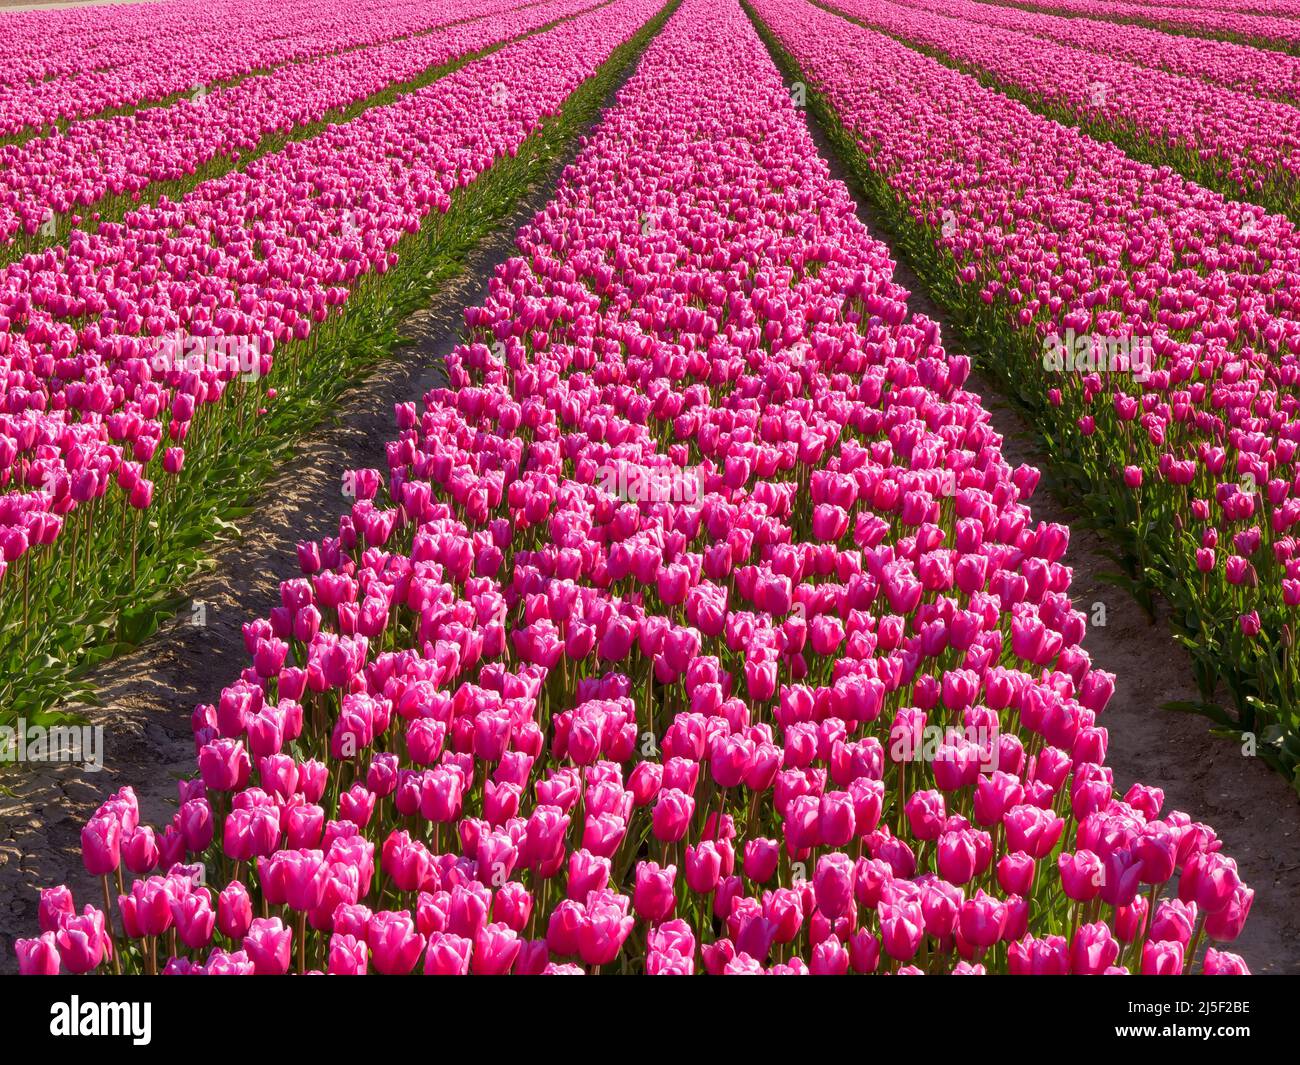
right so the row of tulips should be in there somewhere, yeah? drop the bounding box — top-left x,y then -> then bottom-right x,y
14,0 -> 1251,976
0,0 -> 668,722
1128,0 -> 1300,12
887,0 -> 1300,106
827,0 -> 1300,221
979,0 -> 1300,52
0,0 -> 456,73
0,0 -> 496,129
749,0 -> 1300,784
0,0 -> 608,254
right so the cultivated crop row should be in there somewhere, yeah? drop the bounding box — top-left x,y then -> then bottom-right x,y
830,0 -> 1300,220
0,0 -> 609,252
889,0 -> 1300,104
751,0 -> 1300,786
0,0 -> 514,132
981,0 -> 1300,53
0,0 -> 668,721
15,0 -> 1250,977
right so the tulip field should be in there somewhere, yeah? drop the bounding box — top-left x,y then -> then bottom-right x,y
7,0 -> 1300,986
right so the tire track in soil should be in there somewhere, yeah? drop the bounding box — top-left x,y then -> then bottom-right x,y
0,45 -> 653,972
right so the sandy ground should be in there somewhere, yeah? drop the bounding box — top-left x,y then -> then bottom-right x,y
1,32 -> 1296,975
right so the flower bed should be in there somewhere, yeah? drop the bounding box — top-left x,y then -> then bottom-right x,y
0,0 -> 517,132
0,0 -> 668,722
0,0 -> 608,253
886,0 -> 1300,105
749,0 -> 1300,785
828,0 -> 1300,220
972,0 -> 1300,54
16,0 -> 1252,976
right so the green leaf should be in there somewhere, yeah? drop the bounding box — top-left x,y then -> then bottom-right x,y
1162,700 -> 1237,729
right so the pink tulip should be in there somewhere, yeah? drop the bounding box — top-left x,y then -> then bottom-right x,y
243,916 -> 293,975
16,933 -> 61,975
366,911 -> 426,975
